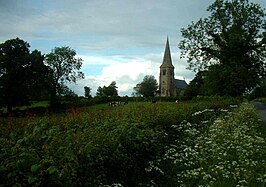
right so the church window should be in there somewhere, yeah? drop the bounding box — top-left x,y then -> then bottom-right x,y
163,70 -> 166,75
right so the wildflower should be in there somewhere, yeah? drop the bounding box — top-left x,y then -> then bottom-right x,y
220,109 -> 228,112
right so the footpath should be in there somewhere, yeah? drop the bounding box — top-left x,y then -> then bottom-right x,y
251,101 -> 266,124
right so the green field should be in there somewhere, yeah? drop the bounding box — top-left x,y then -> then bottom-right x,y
0,98 -> 265,186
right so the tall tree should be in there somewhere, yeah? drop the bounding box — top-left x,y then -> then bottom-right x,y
45,46 -> 84,105
105,81 -> 118,97
184,71 -> 206,97
96,81 -> 118,97
0,38 -> 48,113
179,0 -> 266,96
134,75 -> 158,97
57,84 -> 77,97
84,86 -> 92,98
96,86 -> 104,97
28,49 -> 50,100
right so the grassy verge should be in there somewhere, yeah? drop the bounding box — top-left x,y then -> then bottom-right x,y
257,97 -> 266,105
0,101 -> 49,114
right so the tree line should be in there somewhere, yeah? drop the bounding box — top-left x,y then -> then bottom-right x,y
0,38 -> 84,113
0,37 -> 159,114
1,0 -> 265,112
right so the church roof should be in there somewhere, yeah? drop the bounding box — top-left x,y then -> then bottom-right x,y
174,79 -> 188,89
160,37 -> 174,68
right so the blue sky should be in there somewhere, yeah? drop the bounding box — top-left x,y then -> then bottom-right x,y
1,0 -> 265,96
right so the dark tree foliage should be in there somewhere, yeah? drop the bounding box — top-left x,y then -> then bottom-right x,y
84,86 -> 92,98
45,46 -> 84,105
57,84 -> 77,98
179,0 -> 266,96
203,63 -> 260,96
0,38 -> 49,113
96,86 -> 104,97
253,78 -> 266,98
28,50 -> 51,100
184,71 -> 206,97
106,81 -> 118,97
134,75 -> 158,97
96,81 -> 118,97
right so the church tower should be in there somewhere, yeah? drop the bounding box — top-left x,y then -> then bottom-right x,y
159,37 -> 176,96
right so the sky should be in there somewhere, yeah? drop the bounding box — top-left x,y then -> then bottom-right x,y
1,0 -> 266,96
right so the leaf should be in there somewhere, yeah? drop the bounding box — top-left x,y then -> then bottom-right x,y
47,166 -> 58,174
28,175 -> 38,184
16,138 -> 24,144
31,164 -> 41,174
33,126 -> 42,134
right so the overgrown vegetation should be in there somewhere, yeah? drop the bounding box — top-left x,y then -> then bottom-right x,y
1,97 -> 264,186
148,102 -> 266,186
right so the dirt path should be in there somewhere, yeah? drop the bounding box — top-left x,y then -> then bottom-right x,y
251,101 -> 266,124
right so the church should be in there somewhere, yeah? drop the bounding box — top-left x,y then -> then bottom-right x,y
159,37 -> 188,97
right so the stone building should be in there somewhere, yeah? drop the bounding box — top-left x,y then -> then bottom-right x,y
159,37 -> 188,96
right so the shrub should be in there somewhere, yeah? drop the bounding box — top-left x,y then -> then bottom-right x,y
148,102 -> 266,186
0,98 -> 243,186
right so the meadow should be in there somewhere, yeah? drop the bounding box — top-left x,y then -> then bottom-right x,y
0,97 -> 265,187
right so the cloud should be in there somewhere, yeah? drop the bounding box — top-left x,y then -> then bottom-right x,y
0,0 -> 218,53
5,0 -> 265,97
69,51 -> 195,96
69,57 -> 157,96
1,0 -> 265,52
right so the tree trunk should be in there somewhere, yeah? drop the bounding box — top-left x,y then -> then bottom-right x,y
50,85 -> 57,107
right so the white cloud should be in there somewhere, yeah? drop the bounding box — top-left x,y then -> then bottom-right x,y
2,0 -> 230,96
69,52 -> 195,96
70,58 -> 157,96
101,61 -> 152,80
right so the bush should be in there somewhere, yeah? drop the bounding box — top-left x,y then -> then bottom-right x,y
148,102 -> 266,186
0,98 -> 244,186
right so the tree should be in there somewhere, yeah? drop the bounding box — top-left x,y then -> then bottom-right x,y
0,38 -> 48,113
96,81 -> 118,97
134,75 -> 158,97
96,86 -> 104,97
45,46 -> 84,105
184,71 -> 206,97
57,84 -> 77,98
105,81 -> 118,97
84,86 -> 92,98
28,50 -> 50,99
252,78 -> 266,98
179,0 -> 266,96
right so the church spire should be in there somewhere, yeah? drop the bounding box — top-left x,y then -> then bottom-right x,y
160,36 -> 174,68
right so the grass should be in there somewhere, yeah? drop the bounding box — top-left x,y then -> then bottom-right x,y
256,97 -> 266,105
0,98 -> 265,186
0,100 -> 49,113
